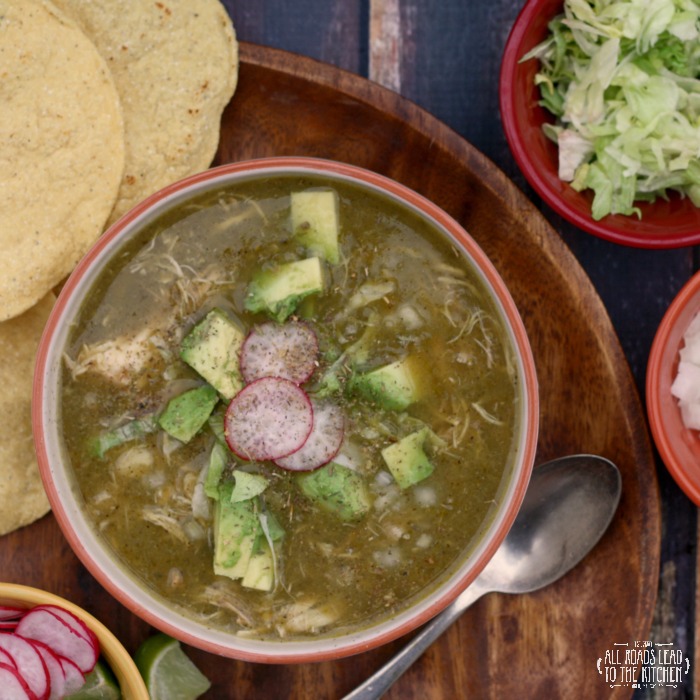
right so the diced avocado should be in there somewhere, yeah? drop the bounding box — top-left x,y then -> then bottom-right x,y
259,510 -> 285,543
381,427 -> 434,489
245,257 -> 325,322
214,487 -> 284,591
241,538 -> 274,591
291,189 -> 340,264
207,408 -> 227,445
180,308 -> 245,400
297,462 -> 370,521
241,511 -> 285,592
92,415 -> 158,458
350,355 -> 424,411
230,471 -> 269,503
205,442 -> 229,499
213,485 -> 258,580
157,385 -> 219,443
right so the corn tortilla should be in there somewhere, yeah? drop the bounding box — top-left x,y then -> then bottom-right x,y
0,0 -> 125,322
0,294 -> 55,536
52,0 -> 239,225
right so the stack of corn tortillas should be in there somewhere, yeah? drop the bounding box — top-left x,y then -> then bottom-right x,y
0,0 -> 238,535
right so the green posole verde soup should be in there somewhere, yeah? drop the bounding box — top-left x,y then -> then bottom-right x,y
61,174 -> 521,640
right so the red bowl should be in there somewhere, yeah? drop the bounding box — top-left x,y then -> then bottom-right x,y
499,0 -> 700,248
647,271 -> 700,503
33,157 -> 539,663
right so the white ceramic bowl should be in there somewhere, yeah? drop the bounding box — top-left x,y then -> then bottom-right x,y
33,157 -> 539,663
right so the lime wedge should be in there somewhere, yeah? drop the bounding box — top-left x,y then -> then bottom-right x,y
134,633 -> 211,700
66,659 -> 121,699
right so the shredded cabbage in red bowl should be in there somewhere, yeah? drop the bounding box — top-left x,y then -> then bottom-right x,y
500,0 -> 700,248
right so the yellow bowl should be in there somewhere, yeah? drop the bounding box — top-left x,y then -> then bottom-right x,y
0,583 -> 148,700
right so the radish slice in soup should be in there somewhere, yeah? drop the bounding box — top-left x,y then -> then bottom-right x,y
240,321 -> 319,384
225,377 -> 313,461
275,401 -> 345,471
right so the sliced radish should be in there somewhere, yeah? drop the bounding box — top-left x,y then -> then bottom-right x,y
0,662 -> 34,700
0,607 -> 25,622
0,633 -> 49,700
0,620 -> 20,631
16,609 -> 97,675
33,607 -> 97,650
225,377 -> 313,461
56,656 -> 85,696
240,321 -> 319,384
0,646 -> 17,669
275,400 -> 345,471
31,642 -> 66,700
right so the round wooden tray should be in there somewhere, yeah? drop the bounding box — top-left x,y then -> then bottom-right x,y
3,44 -> 660,699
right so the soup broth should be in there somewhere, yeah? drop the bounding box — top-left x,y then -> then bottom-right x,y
60,174 -> 521,639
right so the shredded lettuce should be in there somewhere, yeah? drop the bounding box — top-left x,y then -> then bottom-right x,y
521,0 -> 700,220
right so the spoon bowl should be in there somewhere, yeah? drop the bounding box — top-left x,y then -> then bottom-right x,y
344,454 -> 621,699
477,454 -> 621,595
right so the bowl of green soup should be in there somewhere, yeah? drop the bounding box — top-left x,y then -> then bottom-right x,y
34,157 -> 538,662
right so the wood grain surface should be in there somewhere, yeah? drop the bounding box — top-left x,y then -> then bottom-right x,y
1,45 -> 660,699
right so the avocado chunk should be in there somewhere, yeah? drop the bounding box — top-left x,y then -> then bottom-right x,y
243,511 -> 286,591
180,308 -> 245,400
297,462 -> 370,521
213,485 -> 284,591
241,538 -> 275,591
157,385 -> 219,443
381,427 -> 434,489
350,355 -> 424,411
204,442 -> 229,500
245,257 -> 325,322
230,471 -> 269,503
291,189 -> 340,264
213,489 -> 259,581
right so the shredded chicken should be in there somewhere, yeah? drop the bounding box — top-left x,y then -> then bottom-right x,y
67,328 -> 165,386
197,582 -> 256,628
273,598 -> 341,636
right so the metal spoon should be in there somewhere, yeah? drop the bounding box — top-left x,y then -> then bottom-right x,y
343,454 -> 622,700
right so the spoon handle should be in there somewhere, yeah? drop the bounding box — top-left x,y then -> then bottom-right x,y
341,585 -> 485,700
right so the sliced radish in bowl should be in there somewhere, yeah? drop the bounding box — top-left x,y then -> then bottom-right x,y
31,642 -> 66,700
0,633 -> 50,700
240,321 -> 319,385
275,400 -> 345,471
224,377 -> 314,461
16,607 -> 98,676
0,608 -> 26,622
0,662 -> 34,700
57,656 -> 86,696
32,606 -> 97,650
